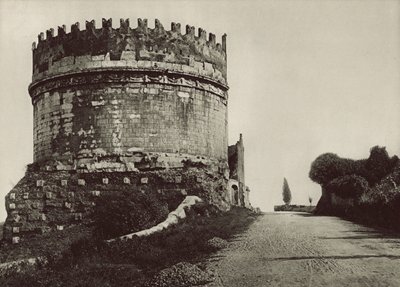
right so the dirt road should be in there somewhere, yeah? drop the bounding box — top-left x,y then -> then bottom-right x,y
205,212 -> 400,287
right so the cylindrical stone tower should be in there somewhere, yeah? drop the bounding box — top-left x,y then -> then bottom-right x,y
3,18 -> 231,243
29,18 -> 228,169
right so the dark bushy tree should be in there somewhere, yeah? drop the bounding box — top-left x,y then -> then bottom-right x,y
309,147 -> 399,187
310,146 -> 400,228
282,178 -> 292,205
325,175 -> 369,198
365,146 -> 399,185
309,153 -> 354,185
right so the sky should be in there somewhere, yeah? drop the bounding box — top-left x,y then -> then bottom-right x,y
0,0 -> 399,221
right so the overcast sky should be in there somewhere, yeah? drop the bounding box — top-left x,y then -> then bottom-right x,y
0,0 -> 399,221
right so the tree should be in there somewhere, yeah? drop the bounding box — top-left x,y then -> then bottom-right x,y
325,174 -> 368,198
282,177 -> 292,205
309,147 -> 399,187
309,153 -> 355,185
365,146 -> 399,185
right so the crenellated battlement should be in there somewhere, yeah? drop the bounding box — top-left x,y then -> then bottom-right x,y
32,18 -> 227,85
33,18 -> 226,49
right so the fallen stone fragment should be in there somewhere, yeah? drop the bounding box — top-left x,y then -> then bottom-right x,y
107,195 -> 202,242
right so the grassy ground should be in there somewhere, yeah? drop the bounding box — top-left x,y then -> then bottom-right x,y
0,225 -> 91,263
0,207 -> 258,287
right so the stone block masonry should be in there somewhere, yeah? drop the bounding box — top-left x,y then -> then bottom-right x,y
32,79 -> 228,163
29,18 -> 228,165
228,134 -> 250,208
3,18 -> 242,243
3,167 -> 230,242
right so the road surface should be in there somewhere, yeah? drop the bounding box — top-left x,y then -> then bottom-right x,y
205,212 -> 400,287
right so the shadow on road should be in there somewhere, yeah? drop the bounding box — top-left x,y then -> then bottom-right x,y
319,235 -> 400,240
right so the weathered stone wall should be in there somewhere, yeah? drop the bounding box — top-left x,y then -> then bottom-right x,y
228,134 -> 249,207
30,18 -> 228,164
32,77 -> 227,163
315,187 -> 355,215
3,167 -> 230,242
330,193 -> 355,210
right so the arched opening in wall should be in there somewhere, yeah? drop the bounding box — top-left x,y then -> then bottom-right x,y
231,184 -> 238,205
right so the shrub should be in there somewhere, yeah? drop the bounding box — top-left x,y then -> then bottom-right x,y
161,190 -> 186,212
309,153 -> 355,185
325,175 -> 369,198
365,146 -> 399,185
309,147 -> 398,186
92,190 -> 169,240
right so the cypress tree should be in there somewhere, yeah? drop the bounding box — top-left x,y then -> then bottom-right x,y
282,177 -> 292,205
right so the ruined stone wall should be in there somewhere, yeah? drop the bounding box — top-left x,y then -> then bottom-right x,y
228,134 -> 249,208
228,134 -> 244,182
30,18 -> 228,165
236,135 -> 245,205
3,167 -> 230,243
330,193 -> 355,211
315,187 -> 355,216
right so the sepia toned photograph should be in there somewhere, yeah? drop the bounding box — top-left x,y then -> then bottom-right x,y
0,0 -> 399,286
